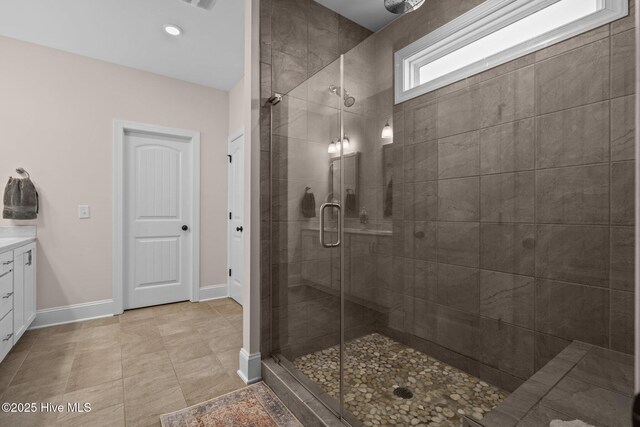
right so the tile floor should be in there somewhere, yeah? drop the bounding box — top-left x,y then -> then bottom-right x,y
0,298 -> 245,427
294,333 -> 509,426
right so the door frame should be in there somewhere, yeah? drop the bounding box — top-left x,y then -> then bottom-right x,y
112,120 -> 201,315
227,128 -> 244,303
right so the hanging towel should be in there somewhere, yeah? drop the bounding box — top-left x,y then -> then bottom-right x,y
383,178 -> 393,217
3,177 -> 39,220
345,189 -> 356,216
301,187 -> 316,218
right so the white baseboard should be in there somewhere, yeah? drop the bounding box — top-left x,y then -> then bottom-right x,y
30,299 -> 115,329
198,284 -> 228,301
238,348 -> 262,384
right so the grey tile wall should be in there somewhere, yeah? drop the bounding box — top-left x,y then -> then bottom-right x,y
364,0 -> 636,389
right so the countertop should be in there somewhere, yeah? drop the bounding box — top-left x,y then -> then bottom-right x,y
0,237 -> 36,253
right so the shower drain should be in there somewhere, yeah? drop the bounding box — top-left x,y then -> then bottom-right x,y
393,386 -> 414,399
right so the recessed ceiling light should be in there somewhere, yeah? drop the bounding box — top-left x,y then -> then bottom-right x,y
163,24 -> 183,36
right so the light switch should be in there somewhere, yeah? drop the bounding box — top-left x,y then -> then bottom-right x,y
78,205 -> 90,219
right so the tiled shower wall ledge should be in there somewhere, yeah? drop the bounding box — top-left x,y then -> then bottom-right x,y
464,341 -> 634,427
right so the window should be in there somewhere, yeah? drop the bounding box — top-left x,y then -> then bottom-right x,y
394,0 -> 628,104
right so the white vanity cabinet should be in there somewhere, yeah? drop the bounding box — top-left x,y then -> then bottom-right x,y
0,240 -> 36,363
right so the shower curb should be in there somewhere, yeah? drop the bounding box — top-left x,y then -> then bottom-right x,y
262,358 -> 344,427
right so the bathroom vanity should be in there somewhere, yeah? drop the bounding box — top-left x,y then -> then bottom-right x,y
0,232 -> 36,363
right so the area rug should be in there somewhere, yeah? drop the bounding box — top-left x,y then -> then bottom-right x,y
160,382 -> 302,427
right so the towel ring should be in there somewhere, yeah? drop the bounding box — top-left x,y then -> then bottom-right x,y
15,168 -> 30,179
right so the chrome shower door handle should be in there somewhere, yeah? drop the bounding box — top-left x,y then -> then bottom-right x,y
319,202 -> 341,248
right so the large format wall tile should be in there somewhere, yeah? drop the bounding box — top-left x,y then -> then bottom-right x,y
435,305 -> 481,358
480,270 -> 534,329
610,290 -> 634,354
404,181 -> 438,221
481,172 -> 534,223
536,39 -> 610,114
481,318 -> 535,379
437,263 -> 479,313
611,29 -> 636,98
480,119 -> 534,175
404,140 -> 438,182
272,50 -> 308,94
438,131 -> 480,179
611,161 -> 635,225
404,221 -> 437,261
611,95 -> 636,161
405,99 -> 438,144
611,227 -> 634,291
438,177 -> 480,221
536,164 -> 610,225
438,222 -> 480,267
536,102 -> 610,169
437,87 -> 478,138
535,279 -> 609,346
480,223 -> 535,276
536,225 -> 609,287
477,66 -> 535,128
272,13 -> 307,59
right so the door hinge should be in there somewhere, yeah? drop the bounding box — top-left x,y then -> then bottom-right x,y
228,268 -> 232,277
227,155 -> 232,163
229,212 -> 232,220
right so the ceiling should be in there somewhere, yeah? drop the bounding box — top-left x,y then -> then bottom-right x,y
0,0 -> 244,90
314,0 -> 399,32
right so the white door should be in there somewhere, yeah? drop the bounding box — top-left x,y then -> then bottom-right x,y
124,130 -> 193,309
228,133 -> 244,305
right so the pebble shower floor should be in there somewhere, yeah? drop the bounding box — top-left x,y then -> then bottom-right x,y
293,333 -> 508,426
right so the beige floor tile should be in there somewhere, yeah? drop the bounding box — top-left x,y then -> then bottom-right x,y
118,308 -> 155,323
122,350 -> 174,378
164,333 -> 213,364
124,372 -> 186,427
57,403 -> 125,427
2,377 -> 67,402
10,353 -> 73,387
0,301 -> 247,427
58,379 -> 123,425
75,334 -> 120,354
215,347 -> 241,372
65,357 -> 122,393
179,370 -> 245,406
125,387 -> 185,427
0,396 -> 63,427
29,330 -> 82,352
81,316 -> 120,329
205,330 -> 243,353
121,336 -> 165,359
157,319 -> 199,337
172,354 -> 226,380
78,323 -> 121,341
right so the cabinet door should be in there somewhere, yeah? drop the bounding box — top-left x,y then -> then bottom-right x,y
13,243 -> 35,341
23,244 -> 36,329
12,248 -> 24,341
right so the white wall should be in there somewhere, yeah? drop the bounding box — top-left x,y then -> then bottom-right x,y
228,77 -> 245,134
0,36 -> 230,309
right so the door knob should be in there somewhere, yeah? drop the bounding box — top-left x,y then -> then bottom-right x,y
182,225 -> 189,231
236,226 -> 243,232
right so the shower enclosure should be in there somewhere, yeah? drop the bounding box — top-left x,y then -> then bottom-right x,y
266,2 -> 635,425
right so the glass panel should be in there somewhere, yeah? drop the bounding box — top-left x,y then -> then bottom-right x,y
270,57 -> 344,416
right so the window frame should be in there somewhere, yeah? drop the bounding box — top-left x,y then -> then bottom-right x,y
394,0 -> 628,104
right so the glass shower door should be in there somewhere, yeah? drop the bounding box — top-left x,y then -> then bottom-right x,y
270,56 -> 345,417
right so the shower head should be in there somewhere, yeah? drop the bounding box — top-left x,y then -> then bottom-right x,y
343,90 -> 356,108
384,0 -> 425,14
328,85 -> 356,107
